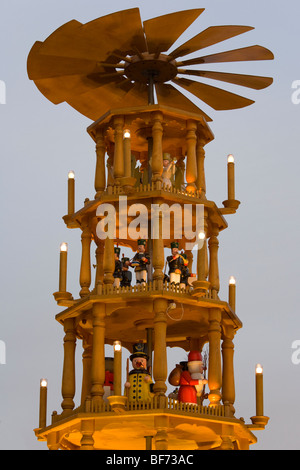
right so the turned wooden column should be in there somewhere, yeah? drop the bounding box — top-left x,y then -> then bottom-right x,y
94,241 -> 104,288
151,111 -> 163,186
106,144 -> 114,193
113,115 -> 125,185
90,303 -> 106,404
79,220 -> 92,298
123,129 -> 132,178
208,308 -> 222,406
81,335 -> 92,406
155,417 -> 169,450
174,158 -> 185,190
197,208 -> 208,281
208,224 -> 220,299
153,298 -> 168,397
80,420 -> 95,450
152,200 -> 165,289
185,249 -> 193,273
222,325 -> 236,416
61,318 -> 76,414
103,237 -> 115,286
94,128 -> 106,197
186,120 -> 198,193
192,208 -> 210,297
196,137 -> 206,198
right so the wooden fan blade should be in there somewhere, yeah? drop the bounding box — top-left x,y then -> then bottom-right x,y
177,69 -> 273,90
143,9 -> 204,54
36,8 -> 147,61
173,77 -> 254,110
28,42 -> 104,80
178,45 -> 274,66
170,25 -> 254,59
33,73 -> 126,105
155,83 -> 212,121
66,81 -> 149,121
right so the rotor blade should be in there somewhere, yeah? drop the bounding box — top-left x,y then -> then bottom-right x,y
155,83 -> 212,121
173,77 -> 254,110
66,81 -> 149,121
177,69 -> 273,90
177,45 -> 274,66
28,41 -> 105,80
36,8 -> 147,61
32,73 -> 126,105
143,9 -> 204,54
170,25 -> 254,59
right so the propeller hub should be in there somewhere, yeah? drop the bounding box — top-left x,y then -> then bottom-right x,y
124,53 -> 178,84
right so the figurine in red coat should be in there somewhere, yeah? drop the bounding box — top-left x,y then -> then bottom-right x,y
177,351 -> 207,404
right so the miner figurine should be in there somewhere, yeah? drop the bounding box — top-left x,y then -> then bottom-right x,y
130,239 -> 150,285
121,256 -> 132,288
125,343 -> 154,401
166,242 -> 189,286
113,247 -> 123,288
179,252 -> 190,290
162,152 -> 175,189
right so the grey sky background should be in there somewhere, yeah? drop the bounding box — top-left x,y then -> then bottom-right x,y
0,0 -> 299,450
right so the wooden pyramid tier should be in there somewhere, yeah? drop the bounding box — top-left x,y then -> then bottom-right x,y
30,8 -> 273,451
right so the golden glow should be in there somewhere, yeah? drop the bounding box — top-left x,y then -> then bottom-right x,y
68,170 -> 75,179
229,276 -> 236,285
256,364 -> 263,374
40,379 -> 48,388
198,231 -> 206,240
123,129 -> 131,139
227,154 -> 235,163
60,242 -> 68,252
113,341 -> 122,352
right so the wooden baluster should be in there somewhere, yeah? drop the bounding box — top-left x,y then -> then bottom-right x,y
94,241 -> 104,289
61,318 -> 76,414
79,220 -> 92,298
196,137 -> 207,199
153,299 -> 168,399
81,335 -> 92,407
151,111 -> 163,188
113,116 -> 125,186
222,325 -> 236,416
90,303 -> 106,405
94,128 -> 106,197
208,308 -> 222,406
186,120 -> 197,193
208,224 -> 220,299
103,237 -> 115,286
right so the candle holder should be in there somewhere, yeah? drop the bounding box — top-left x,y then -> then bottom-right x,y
222,154 -> 240,212
107,395 -> 128,413
250,364 -> 269,429
228,276 -> 236,312
68,171 -> 75,215
53,242 -> 73,304
39,379 -> 48,429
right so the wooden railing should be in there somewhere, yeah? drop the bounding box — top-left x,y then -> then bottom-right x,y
106,182 -> 202,199
84,396 -> 225,417
96,280 -> 213,299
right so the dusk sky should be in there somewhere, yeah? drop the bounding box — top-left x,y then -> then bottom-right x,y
1,0 -> 299,450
